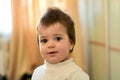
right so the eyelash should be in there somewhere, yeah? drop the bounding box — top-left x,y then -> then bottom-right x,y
40,39 -> 48,43
40,37 -> 63,44
54,37 -> 62,41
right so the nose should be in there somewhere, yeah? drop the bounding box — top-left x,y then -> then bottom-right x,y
47,40 -> 55,48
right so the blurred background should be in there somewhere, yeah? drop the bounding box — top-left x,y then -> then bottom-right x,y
0,0 -> 120,80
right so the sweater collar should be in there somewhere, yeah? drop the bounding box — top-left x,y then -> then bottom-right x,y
45,58 -> 73,69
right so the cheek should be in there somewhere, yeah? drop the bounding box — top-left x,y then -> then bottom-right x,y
39,46 -> 46,57
39,44 -> 46,52
58,44 -> 70,54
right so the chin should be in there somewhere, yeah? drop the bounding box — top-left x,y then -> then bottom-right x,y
47,60 -> 60,64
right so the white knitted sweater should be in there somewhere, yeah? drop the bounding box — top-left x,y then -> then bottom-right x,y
31,58 -> 89,80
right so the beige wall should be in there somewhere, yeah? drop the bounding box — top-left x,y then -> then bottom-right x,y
79,0 -> 120,80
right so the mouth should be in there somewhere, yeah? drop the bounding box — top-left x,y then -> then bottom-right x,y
48,51 -> 58,54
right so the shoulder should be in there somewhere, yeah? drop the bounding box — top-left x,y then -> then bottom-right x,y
33,64 -> 46,75
31,64 -> 46,80
68,69 -> 89,80
67,62 -> 89,80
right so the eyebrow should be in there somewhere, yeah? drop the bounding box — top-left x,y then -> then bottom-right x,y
53,34 -> 63,37
39,33 -> 63,39
39,36 -> 46,39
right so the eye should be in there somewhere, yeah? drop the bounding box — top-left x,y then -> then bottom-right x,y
40,39 -> 48,43
54,37 -> 62,41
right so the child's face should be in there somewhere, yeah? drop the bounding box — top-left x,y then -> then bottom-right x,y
38,22 -> 74,64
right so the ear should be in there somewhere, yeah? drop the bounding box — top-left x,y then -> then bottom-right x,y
69,40 -> 74,52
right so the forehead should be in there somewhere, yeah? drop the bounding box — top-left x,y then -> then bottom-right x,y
37,22 -> 67,34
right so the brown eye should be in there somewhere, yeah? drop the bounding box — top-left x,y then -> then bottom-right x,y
54,37 -> 62,41
40,39 -> 48,43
